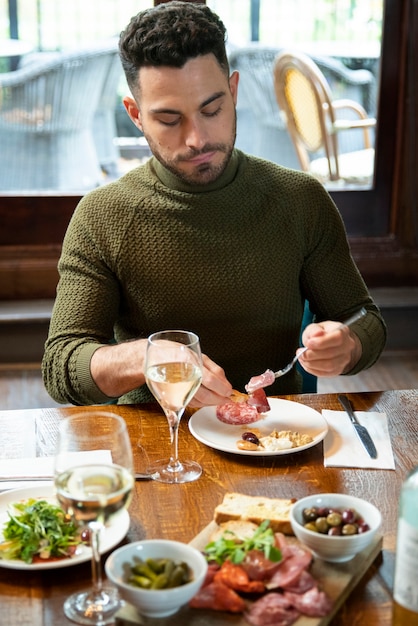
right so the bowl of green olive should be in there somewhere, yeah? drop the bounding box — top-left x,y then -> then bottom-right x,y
105,539 -> 208,617
290,493 -> 381,562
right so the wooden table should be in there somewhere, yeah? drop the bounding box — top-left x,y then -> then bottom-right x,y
0,389 -> 417,626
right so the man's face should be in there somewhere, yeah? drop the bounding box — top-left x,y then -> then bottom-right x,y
123,54 -> 239,186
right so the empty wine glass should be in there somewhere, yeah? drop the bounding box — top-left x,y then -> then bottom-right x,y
144,330 -> 203,483
54,411 -> 134,625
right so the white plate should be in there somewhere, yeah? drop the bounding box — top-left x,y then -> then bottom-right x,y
189,398 -> 328,456
0,484 -> 130,570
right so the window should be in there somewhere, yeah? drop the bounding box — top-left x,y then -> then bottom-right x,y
0,0 -> 416,299
1,0 -> 382,202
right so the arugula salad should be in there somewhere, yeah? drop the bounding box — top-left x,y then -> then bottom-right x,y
204,519 -> 282,565
0,498 -> 83,564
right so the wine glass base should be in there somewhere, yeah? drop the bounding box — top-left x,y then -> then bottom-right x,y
63,585 -> 121,625
147,459 -> 202,483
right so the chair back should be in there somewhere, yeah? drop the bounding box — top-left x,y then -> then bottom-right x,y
0,40 -> 119,190
273,50 -> 376,184
228,45 -> 375,169
92,42 -> 124,176
274,51 -> 340,178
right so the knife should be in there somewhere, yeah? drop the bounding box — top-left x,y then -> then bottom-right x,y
338,394 -> 378,459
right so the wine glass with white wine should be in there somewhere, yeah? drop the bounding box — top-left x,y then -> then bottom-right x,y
144,329 -> 203,483
54,411 -> 134,625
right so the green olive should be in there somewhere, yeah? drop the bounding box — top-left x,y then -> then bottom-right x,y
342,523 -> 358,535
315,516 -> 330,534
304,522 -> 318,532
327,512 -> 343,527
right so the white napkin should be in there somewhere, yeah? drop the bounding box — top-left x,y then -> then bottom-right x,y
322,410 -> 395,469
0,450 -> 112,491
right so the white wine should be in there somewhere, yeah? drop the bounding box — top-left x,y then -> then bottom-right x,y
55,464 -> 133,524
146,362 -> 202,412
392,466 -> 418,625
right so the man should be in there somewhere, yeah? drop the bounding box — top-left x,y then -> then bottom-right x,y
42,1 -> 386,406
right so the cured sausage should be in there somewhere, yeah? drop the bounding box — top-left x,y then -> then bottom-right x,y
245,369 -> 275,394
247,388 -> 271,413
214,560 -> 266,594
284,586 -> 334,617
189,579 -> 246,613
216,401 -> 259,425
266,544 -> 312,590
190,531 -> 333,623
216,388 -> 270,425
245,593 -> 300,626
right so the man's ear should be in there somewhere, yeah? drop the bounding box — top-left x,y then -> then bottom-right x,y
123,96 -> 143,132
229,71 -> 239,105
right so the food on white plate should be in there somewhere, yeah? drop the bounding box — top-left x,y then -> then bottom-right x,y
245,369 -> 276,394
230,390 -> 249,403
216,401 -> 259,425
190,519 -> 333,623
247,388 -> 271,413
216,388 -> 271,425
0,497 -> 87,564
214,492 -> 295,535
237,428 -> 314,452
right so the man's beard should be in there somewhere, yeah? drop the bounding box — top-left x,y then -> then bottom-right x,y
143,115 -> 237,186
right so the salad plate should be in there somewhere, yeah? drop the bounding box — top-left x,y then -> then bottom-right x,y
189,397 -> 328,456
0,484 -> 130,570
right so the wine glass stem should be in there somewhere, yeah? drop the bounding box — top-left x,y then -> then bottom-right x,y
167,410 -> 182,472
90,523 -> 103,595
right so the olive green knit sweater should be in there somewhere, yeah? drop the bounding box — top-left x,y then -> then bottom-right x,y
42,150 -> 386,405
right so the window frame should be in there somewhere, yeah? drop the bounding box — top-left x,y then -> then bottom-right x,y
330,0 -> 404,239
0,0 -> 417,300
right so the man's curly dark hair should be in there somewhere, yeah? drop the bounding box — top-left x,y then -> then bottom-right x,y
119,1 -> 229,95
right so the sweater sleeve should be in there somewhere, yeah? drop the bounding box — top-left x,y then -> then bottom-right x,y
297,176 -> 386,374
42,191 -> 124,405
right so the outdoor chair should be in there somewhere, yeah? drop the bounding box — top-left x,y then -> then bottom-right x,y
228,44 -> 376,171
92,42 -> 124,179
273,50 -> 376,185
0,40 -> 119,191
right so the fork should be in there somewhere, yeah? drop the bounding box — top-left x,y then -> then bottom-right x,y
245,307 -> 367,393
272,307 -> 367,379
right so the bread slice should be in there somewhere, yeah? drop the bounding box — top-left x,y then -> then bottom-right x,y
230,389 -> 249,403
209,519 -> 260,543
214,492 -> 296,535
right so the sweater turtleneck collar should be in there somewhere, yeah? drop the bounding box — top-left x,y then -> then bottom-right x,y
150,149 -> 241,193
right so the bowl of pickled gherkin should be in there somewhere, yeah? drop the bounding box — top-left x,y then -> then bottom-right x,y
105,539 -> 208,617
290,493 -> 382,563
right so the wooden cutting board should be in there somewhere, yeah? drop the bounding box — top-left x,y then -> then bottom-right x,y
115,521 -> 382,626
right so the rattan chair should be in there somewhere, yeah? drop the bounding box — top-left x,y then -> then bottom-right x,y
92,43 -> 124,179
228,44 -> 376,172
0,41 -> 119,191
228,45 -> 299,167
273,50 -> 376,185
